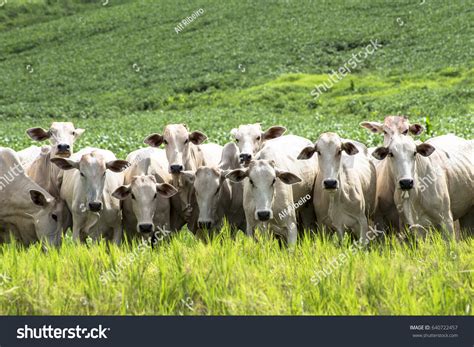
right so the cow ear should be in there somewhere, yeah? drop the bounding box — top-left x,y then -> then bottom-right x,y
226,169 -> 248,183
74,128 -> 85,139
342,142 -> 359,155
50,158 -> 79,170
27,127 -> 51,141
230,128 -> 238,137
189,131 -> 207,145
276,170 -> 301,185
372,147 -> 389,160
220,169 -> 230,180
360,122 -> 383,134
29,190 -> 49,207
106,160 -> 130,173
416,143 -> 435,157
409,124 -> 424,136
144,134 -> 164,147
262,126 -> 286,140
112,185 -> 131,200
297,145 -> 316,160
156,183 -> 178,198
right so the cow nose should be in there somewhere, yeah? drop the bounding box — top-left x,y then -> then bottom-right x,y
198,221 -> 212,229
57,144 -> 70,152
138,223 -> 153,233
239,153 -> 252,163
170,165 -> 183,174
399,179 -> 414,190
323,179 -> 338,190
257,211 -> 271,221
88,202 -> 102,212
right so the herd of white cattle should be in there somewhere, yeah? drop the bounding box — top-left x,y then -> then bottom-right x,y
0,116 -> 472,247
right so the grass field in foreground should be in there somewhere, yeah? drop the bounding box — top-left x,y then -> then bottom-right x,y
0,229 -> 472,315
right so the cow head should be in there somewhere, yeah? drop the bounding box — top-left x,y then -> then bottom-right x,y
52,151 -> 129,212
27,122 -> 85,158
28,189 -> 63,246
298,132 -> 358,191
144,124 -> 207,174
230,124 -> 286,166
360,116 -> 423,146
112,175 -> 177,233
226,160 -> 301,222
190,167 -> 229,229
372,135 -> 435,191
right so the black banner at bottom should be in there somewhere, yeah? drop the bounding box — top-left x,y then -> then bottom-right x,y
0,316 -> 471,347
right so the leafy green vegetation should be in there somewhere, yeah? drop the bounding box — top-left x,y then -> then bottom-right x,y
0,0 -> 472,315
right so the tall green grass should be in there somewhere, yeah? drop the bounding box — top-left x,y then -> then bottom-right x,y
0,228 -> 472,315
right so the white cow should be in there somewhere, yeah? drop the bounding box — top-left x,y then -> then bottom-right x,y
177,142 -> 246,235
112,148 -> 178,238
372,134 -> 473,236
361,116 -> 424,231
0,148 -> 62,246
298,133 -> 376,243
144,124 -> 222,231
51,148 -> 129,244
230,123 -> 286,165
144,124 -> 221,173
18,122 -> 85,234
226,135 -> 318,245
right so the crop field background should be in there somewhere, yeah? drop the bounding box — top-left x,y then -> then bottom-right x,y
0,0 -> 472,315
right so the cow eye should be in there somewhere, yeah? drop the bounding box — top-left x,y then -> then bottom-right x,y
215,187 -> 220,195
414,152 -> 417,156
249,179 -> 254,186
153,193 -> 157,199
272,178 -> 276,185
80,172 -> 85,177
72,131 -> 76,136
131,194 -> 136,200
402,129 -> 409,135
51,214 -> 58,222
103,172 -> 106,177
163,140 -> 168,145
235,139 -> 239,143
184,139 -> 189,144
383,131 -> 388,135
388,152 -> 394,157
256,136 -> 261,141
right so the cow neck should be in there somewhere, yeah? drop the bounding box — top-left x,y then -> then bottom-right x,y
186,144 -> 204,171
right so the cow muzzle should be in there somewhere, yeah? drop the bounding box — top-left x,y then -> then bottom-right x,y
256,210 -> 272,222
239,153 -> 252,165
88,201 -> 102,212
169,164 -> 184,174
323,179 -> 338,190
138,223 -> 154,233
55,143 -> 71,158
399,178 -> 414,190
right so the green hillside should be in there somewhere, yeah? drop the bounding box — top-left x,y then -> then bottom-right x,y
0,0 -> 472,156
